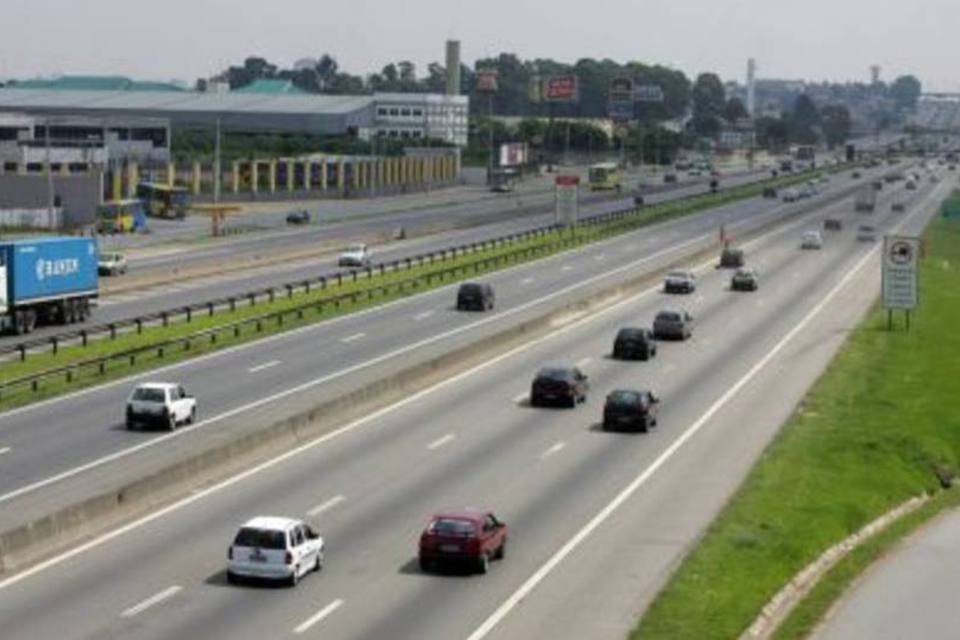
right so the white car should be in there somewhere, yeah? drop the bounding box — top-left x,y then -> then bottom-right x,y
781,188 -> 800,202
801,230 -> 823,250
98,252 -> 128,276
126,382 -> 196,431
338,243 -> 371,268
227,516 -> 324,586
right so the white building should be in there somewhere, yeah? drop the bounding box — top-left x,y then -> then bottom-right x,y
365,93 -> 469,147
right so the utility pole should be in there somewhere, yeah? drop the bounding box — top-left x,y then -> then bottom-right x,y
488,91 -> 495,184
44,116 -> 55,216
213,116 -> 221,204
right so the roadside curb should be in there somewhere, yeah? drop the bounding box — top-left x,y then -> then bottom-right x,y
740,494 -> 929,640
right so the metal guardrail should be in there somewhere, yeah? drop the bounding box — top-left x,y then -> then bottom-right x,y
0,168 -> 837,399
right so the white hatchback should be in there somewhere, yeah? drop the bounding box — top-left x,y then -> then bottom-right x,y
801,230 -> 823,250
126,382 -> 196,431
227,516 -> 324,586
338,243 -> 371,268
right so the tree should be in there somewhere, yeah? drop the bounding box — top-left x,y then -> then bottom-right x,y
723,97 -> 749,123
821,104 -> 852,149
755,116 -> 789,151
790,94 -> 821,144
890,75 -> 922,111
691,73 -> 726,138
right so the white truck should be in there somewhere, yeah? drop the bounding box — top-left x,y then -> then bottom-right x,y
854,186 -> 877,213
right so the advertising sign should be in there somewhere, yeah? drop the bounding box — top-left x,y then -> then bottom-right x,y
499,142 -> 528,167
632,84 -> 665,103
544,75 -> 579,102
607,100 -> 634,122
609,77 -> 634,100
882,235 -> 920,310
555,175 -> 580,226
476,69 -> 499,92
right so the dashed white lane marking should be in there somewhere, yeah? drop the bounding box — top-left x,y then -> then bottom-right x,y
576,357 -> 593,368
120,585 -> 182,618
562,265 -> 574,271
294,599 -> 344,634
414,310 -> 435,321
247,360 -> 281,374
513,392 -> 529,405
427,434 -> 456,450
594,254 -> 606,261
341,333 -> 365,343
307,495 -> 347,517
0,447 -> 10,456
540,442 -> 566,460
521,277 -> 535,284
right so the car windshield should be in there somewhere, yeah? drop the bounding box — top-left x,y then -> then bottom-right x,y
345,244 -> 365,253
667,271 -> 689,279
233,527 -> 287,549
608,390 -> 641,404
617,328 -> 643,340
657,312 -> 681,322
736,269 -> 754,277
538,368 -> 570,381
428,518 -> 476,537
132,387 -> 166,403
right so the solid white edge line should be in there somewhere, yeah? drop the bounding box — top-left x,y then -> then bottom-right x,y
120,584 -> 182,618
462,176 -> 942,640
427,434 -> 456,450
247,360 -> 281,374
0,178 -> 903,590
576,357 -> 593,368
306,495 -> 347,518
293,598 -> 344,634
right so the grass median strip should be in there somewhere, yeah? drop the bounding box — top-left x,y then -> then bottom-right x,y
0,169 -> 832,411
632,213 -> 960,640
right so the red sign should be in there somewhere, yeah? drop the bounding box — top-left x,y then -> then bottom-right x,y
555,175 -> 580,186
476,69 -> 499,93
544,75 -> 579,102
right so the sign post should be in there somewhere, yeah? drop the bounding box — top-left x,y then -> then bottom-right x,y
555,175 -> 580,228
882,235 -> 920,330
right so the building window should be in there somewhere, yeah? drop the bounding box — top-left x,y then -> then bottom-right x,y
401,130 -> 411,139
389,108 -> 399,116
412,131 -> 423,138
401,108 -> 411,117
377,108 -> 388,117
389,130 -> 399,138
412,109 -> 423,117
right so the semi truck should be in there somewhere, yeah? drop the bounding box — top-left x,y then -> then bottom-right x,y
0,237 -> 99,334
854,186 -> 877,213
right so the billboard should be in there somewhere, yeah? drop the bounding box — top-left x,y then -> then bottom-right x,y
609,77 -> 633,100
555,175 -> 580,226
544,75 -> 579,102
607,100 -> 634,121
499,142 -> 528,167
633,84 -> 665,102
476,69 -> 499,92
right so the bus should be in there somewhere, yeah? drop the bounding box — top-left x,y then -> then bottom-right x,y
136,182 -> 192,219
96,199 -> 147,234
588,162 -> 622,191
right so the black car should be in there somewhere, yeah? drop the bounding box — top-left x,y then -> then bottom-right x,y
731,267 -> 760,291
663,172 -> 678,184
456,282 -> 495,311
762,186 -> 778,199
602,390 -> 659,432
530,367 -> 589,408
612,328 -> 657,360
653,309 -> 694,340
719,247 -> 745,268
286,210 -> 310,224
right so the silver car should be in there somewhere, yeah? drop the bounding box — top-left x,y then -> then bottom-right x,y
653,309 -> 694,340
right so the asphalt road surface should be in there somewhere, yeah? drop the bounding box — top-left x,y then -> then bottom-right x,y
0,168 -> 947,639
813,507 -> 960,640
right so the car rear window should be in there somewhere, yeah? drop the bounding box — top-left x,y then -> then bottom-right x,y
537,368 -> 570,381
428,518 -> 477,537
608,391 -> 641,404
617,328 -> 644,340
657,312 -> 681,322
233,527 -> 287,549
667,271 -> 689,279
460,284 -> 482,294
132,387 -> 166,402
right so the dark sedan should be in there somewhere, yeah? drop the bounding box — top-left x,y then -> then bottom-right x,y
731,268 -> 759,291
612,328 -> 657,360
602,390 -> 659,432
530,367 -> 589,408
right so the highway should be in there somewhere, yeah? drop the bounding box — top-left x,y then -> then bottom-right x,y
0,168 -> 878,523
0,167 -> 946,639
813,508 -> 960,640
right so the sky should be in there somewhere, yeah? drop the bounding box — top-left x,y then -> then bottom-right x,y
2,0 -> 958,92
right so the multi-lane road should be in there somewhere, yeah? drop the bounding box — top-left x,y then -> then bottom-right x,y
0,164 -> 947,640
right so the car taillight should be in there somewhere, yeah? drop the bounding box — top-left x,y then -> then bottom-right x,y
285,551 -> 293,565
227,546 -> 233,560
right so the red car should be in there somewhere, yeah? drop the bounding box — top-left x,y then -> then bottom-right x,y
418,509 -> 507,574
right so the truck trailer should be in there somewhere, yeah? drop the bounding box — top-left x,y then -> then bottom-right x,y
0,237 -> 99,334
854,186 -> 877,213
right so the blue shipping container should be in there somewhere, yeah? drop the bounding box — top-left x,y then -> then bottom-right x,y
2,237 -> 99,304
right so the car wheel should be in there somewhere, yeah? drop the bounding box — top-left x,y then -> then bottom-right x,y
188,407 -> 196,425
126,417 -> 136,431
477,553 -> 489,575
167,412 -> 177,431
314,553 -> 323,573
494,540 -> 506,560
287,567 -> 300,587
530,395 -> 540,408
226,571 -> 238,585
419,556 -> 432,573
567,395 -> 577,409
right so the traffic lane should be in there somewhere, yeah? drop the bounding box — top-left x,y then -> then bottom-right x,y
812,506 -> 960,639
0,180 -> 897,639
0,177 -> 882,500
90,167 -> 822,329
0,180 -> 892,637
119,167 -> 765,274
0,177 -> 858,497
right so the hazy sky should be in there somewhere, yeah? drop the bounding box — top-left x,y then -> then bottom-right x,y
3,0 -> 958,91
